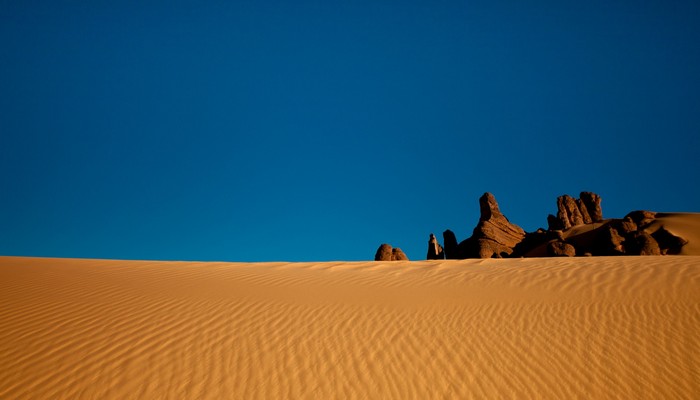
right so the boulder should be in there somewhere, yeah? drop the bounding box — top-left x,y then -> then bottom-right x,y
651,227 -> 688,255
593,226 -> 625,255
625,210 -> 656,228
391,248 -> 409,261
627,231 -> 661,255
547,241 -> 576,257
442,230 -> 460,259
427,233 -> 444,260
374,244 -> 394,261
611,217 -> 637,235
580,192 -> 603,222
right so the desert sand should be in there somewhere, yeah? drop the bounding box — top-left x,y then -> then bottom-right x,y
2,255 -> 699,399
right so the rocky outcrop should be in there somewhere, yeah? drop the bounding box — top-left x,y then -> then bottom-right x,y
459,193 -> 526,258
625,210 -> 656,227
416,191 -> 689,260
555,192 -> 604,229
442,230 -> 459,259
547,241 -> 576,257
652,227 -> 688,255
374,244 -> 393,261
557,195 -> 583,228
375,244 -> 410,261
392,248 -> 409,261
427,233 -> 444,260
580,192 -> 603,222
627,231 -> 661,255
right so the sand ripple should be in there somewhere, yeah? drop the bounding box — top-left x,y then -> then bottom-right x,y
1,256 -> 699,399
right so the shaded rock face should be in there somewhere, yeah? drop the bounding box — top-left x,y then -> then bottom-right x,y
461,193 -> 526,258
580,192 -> 603,222
374,244 -> 393,261
652,227 -> 688,255
547,214 -> 563,231
547,241 -> 576,257
627,231 -> 661,255
556,192 -> 604,229
391,248 -> 409,261
558,195 -> 585,228
375,244 -> 410,261
427,233 -> 444,260
442,230 -> 459,259
625,210 -> 656,227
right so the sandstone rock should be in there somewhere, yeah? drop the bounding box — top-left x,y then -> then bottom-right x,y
558,195 -> 585,227
594,226 -> 625,255
577,199 -> 593,224
625,210 -> 656,227
627,231 -> 661,255
547,241 -> 576,257
374,244 -> 393,261
580,192 -> 603,222
611,217 -> 637,235
391,248 -> 409,261
652,227 -> 688,255
547,214 -> 563,231
468,193 -> 526,258
442,230 -> 459,259
427,233 -> 444,260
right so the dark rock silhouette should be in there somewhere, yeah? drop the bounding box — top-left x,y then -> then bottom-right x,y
547,214 -> 563,231
442,230 -> 459,259
427,233 -> 444,260
652,227 -> 688,255
594,226 -> 626,256
374,244 -> 393,261
547,241 -> 576,257
627,231 -> 661,255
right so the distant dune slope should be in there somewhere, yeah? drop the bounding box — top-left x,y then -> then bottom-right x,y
1,256 -> 699,399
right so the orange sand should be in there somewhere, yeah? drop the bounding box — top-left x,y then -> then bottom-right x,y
1,254 -> 699,399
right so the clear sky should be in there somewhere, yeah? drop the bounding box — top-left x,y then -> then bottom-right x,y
2,0 -> 699,261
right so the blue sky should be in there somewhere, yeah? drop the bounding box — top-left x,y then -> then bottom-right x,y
2,0 -> 699,261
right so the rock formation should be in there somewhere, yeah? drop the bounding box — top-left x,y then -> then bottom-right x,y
580,192 -> 603,222
374,244 -> 393,261
458,193 -> 526,258
547,241 -> 576,257
410,191 -> 689,260
427,233 -> 444,260
442,230 -> 459,259
375,244 -> 409,261
391,248 -> 409,261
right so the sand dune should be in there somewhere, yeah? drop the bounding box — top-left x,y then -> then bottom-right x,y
1,256 -> 699,399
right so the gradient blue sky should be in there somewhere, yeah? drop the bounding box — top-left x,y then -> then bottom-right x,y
2,0 -> 699,261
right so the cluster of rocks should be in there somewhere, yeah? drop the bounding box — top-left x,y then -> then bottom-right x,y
374,243 -> 409,261
548,192 -> 603,230
374,191 -> 689,260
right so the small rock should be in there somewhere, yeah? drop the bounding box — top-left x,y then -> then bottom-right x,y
547,241 -> 576,257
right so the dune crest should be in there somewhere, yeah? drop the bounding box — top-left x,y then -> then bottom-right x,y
1,256 -> 699,399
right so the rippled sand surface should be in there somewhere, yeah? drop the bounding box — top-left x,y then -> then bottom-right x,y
1,256 -> 699,399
